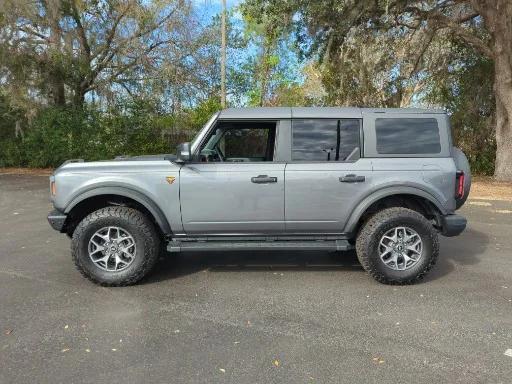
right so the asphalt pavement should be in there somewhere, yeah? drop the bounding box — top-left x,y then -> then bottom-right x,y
0,173 -> 511,384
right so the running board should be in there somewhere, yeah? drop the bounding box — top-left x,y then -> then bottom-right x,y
167,240 -> 353,253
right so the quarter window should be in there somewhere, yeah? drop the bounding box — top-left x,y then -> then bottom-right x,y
375,118 -> 441,154
292,119 -> 361,161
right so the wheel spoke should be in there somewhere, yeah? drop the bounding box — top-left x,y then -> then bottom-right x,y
380,245 -> 393,258
406,239 -> 422,254
90,246 -> 104,256
385,253 -> 398,267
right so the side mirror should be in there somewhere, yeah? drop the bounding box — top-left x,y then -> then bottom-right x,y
176,142 -> 191,163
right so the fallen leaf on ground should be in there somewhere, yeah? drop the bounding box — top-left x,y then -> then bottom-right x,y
469,201 -> 492,206
273,359 -> 280,367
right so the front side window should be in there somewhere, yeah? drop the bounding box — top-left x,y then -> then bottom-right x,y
375,118 -> 441,154
292,119 -> 361,161
199,122 -> 276,162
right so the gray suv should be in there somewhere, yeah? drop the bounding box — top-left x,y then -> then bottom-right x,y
47,107 -> 471,286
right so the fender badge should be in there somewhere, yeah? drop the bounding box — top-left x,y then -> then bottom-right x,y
166,176 -> 176,185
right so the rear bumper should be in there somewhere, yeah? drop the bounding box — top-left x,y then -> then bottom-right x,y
440,214 -> 467,237
48,209 -> 67,232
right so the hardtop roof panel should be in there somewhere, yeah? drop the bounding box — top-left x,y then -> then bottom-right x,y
219,107 -> 291,119
218,107 -> 445,120
362,107 -> 445,114
292,107 -> 362,119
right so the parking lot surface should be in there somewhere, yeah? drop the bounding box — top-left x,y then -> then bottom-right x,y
1,174 -> 511,383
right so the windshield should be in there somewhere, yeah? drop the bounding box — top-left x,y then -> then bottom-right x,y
190,112 -> 219,155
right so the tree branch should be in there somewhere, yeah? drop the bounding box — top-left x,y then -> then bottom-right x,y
70,2 -> 91,60
403,6 -> 493,59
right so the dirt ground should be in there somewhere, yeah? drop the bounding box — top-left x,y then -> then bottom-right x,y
470,177 -> 512,201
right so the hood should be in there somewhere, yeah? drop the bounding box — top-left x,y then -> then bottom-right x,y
54,154 -> 180,175
114,153 -> 177,161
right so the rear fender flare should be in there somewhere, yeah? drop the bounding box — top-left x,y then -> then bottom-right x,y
343,186 -> 447,234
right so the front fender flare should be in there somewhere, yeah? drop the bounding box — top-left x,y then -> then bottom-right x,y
65,186 -> 172,235
343,186 -> 447,234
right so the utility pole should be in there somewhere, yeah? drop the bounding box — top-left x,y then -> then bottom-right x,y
220,0 -> 227,108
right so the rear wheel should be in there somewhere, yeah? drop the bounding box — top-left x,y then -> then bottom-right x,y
356,207 -> 439,285
71,206 -> 161,286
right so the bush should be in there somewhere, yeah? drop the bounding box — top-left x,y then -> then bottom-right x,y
0,97 -> 221,168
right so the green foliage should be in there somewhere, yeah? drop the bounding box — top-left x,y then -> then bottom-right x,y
427,48 -> 495,175
0,98 -> 220,168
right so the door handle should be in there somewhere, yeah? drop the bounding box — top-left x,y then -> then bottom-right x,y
339,174 -> 365,183
251,175 -> 277,184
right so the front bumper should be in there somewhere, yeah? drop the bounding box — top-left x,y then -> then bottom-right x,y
440,214 -> 467,237
47,209 -> 67,232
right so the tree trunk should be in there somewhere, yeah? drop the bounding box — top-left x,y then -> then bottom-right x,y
493,62 -> 512,181
220,0 -> 227,108
259,45 -> 270,107
489,1 -> 512,180
48,4 -> 66,106
49,71 -> 66,106
73,85 -> 86,108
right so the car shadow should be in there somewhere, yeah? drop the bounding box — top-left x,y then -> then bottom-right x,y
143,227 -> 489,285
144,249 -> 362,284
423,226 -> 489,282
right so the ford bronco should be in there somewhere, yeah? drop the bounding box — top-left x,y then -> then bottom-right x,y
47,107 -> 471,286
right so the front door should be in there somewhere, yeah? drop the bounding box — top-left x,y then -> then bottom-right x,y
179,121 -> 285,235
285,118 -> 372,233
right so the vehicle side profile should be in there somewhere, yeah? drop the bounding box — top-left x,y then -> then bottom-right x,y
47,107 -> 471,286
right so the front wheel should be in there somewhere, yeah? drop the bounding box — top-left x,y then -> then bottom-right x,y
71,206 -> 161,286
356,207 -> 439,285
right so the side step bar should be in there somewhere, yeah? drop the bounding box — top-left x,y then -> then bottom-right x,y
167,240 -> 353,253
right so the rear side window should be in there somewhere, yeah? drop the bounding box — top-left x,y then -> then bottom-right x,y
292,119 -> 360,161
375,118 -> 441,154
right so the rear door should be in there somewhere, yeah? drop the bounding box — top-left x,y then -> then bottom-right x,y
284,118 -> 373,233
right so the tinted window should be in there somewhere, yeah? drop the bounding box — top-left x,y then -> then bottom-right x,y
222,128 -> 272,159
375,118 -> 441,154
199,122 -> 276,162
292,119 -> 360,161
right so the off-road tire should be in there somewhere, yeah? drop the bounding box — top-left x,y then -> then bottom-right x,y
356,207 -> 439,285
71,206 -> 161,286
